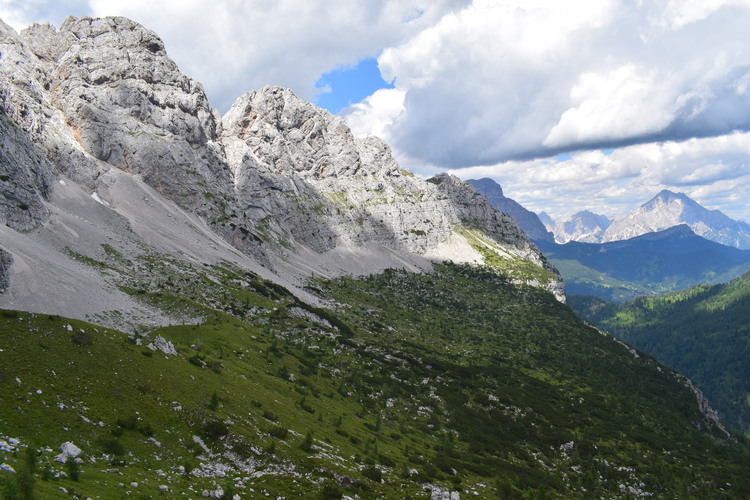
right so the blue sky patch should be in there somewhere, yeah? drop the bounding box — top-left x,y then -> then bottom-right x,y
315,57 -> 394,115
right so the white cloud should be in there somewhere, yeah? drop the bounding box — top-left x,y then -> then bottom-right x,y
84,0 -> 470,111
450,132 -> 750,221
344,87 -> 406,140
656,0 -> 750,30
348,0 -> 750,169
543,64 -> 676,147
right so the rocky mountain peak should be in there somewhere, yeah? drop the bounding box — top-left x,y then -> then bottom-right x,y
602,190 -> 750,248
49,16 -> 217,143
223,85 -> 386,180
567,210 -> 612,231
546,210 -> 611,244
467,177 -> 504,197
643,190 -> 697,210
1,15 -> 565,324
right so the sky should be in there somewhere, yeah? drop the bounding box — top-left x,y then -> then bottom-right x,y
2,0 -> 750,222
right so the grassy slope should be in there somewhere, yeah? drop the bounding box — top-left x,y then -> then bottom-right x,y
570,271 -> 750,437
1,248 -> 749,498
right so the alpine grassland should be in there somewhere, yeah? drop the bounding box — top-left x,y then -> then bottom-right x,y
2,253 -> 749,498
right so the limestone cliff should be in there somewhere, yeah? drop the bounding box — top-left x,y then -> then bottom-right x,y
0,247 -> 11,293
221,86 -> 560,286
0,16 -> 564,322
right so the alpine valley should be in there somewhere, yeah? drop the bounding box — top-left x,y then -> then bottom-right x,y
570,269 -> 750,437
1,16 -> 750,500
470,178 -> 750,302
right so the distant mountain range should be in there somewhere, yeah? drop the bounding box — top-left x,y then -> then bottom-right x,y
466,178 -> 554,242
468,178 -> 750,250
602,190 -> 750,248
544,190 -> 750,249
536,224 -> 750,301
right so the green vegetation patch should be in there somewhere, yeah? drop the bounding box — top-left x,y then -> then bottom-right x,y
571,270 -> 750,436
2,263 -> 749,498
457,227 -> 556,285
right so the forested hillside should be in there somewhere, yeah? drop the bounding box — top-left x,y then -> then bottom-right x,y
537,225 -> 750,301
571,271 -> 750,434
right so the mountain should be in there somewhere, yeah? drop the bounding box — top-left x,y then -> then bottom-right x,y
0,15 -> 563,324
466,178 -> 554,242
603,189 -> 750,248
2,16 -> 750,499
547,210 -> 612,244
536,224 -> 750,302
571,270 -> 750,434
538,211 -> 554,228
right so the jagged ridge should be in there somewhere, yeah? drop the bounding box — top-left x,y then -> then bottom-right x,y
0,16 -> 563,324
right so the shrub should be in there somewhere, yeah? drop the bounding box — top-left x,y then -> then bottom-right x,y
208,391 -> 219,411
203,420 -> 229,439
300,431 -> 314,452
320,482 -> 343,499
268,426 -> 288,439
138,423 -> 154,437
101,438 -> 125,456
206,360 -> 223,374
362,467 -> 382,483
299,397 -> 315,414
117,415 -> 138,430
71,330 -> 93,346
65,457 -> 80,481
262,410 -> 278,421
188,355 -> 205,367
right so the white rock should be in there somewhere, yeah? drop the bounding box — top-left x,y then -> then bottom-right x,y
146,335 -> 178,356
55,442 -> 82,463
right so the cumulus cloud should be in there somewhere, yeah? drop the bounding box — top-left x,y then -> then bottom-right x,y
3,0 -> 749,221
344,87 -> 406,140
83,0 -> 470,112
450,131 -> 750,221
346,0 -> 750,168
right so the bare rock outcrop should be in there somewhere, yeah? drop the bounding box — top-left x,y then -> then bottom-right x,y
34,17 -> 231,218
0,115 -> 52,230
1,16 -> 563,306
221,86 -> 560,293
0,247 -> 11,293
2,17 -> 234,221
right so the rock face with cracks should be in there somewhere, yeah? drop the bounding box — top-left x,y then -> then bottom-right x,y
0,248 -> 11,293
0,15 -> 563,323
